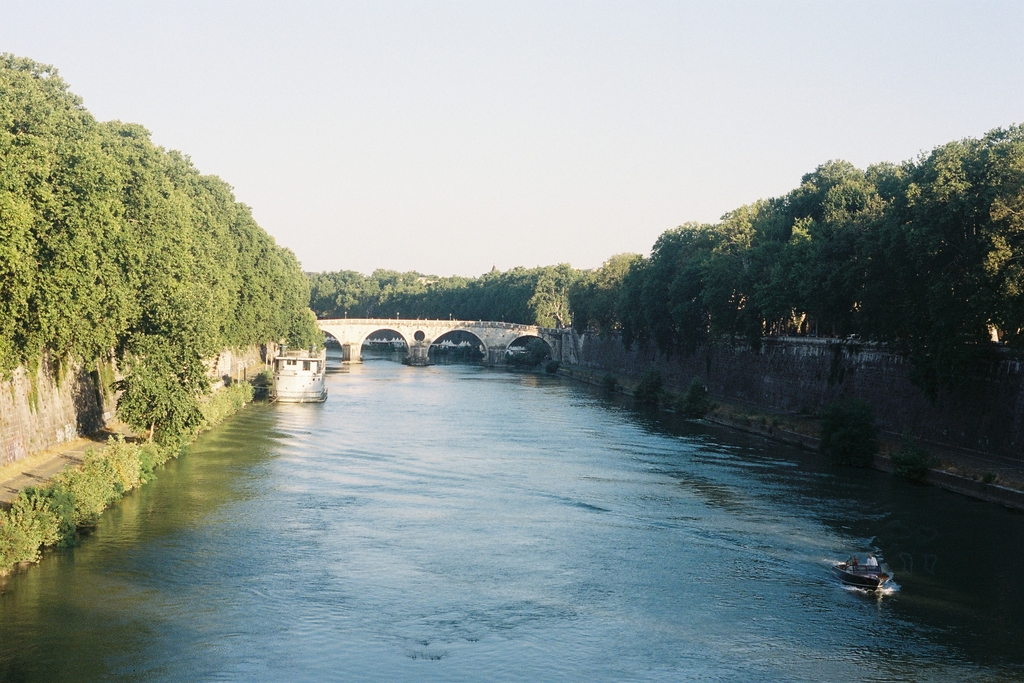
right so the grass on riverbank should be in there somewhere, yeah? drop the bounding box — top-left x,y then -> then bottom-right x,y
0,382 -> 254,575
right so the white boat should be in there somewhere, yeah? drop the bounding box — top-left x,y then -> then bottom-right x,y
272,348 -> 327,403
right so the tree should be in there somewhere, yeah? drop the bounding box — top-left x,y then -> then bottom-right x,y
570,253 -> 641,335
113,336 -> 208,443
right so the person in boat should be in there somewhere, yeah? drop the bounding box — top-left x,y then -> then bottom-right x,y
865,554 -> 879,569
850,555 -> 859,569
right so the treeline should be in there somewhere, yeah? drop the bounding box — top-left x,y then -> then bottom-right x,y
0,55 -> 319,439
311,126 -> 1024,393
569,127 -> 1024,393
308,264 -> 579,328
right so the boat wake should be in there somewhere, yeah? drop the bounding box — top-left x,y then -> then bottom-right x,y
842,581 -> 900,596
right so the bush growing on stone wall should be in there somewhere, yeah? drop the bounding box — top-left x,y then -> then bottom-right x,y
679,379 -> 712,418
634,369 -> 664,409
545,360 -> 560,374
891,435 -> 934,481
601,373 -> 619,393
819,398 -> 878,467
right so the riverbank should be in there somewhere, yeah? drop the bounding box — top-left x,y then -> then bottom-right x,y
0,382 -> 256,575
558,363 -> 1024,512
0,424 -> 129,509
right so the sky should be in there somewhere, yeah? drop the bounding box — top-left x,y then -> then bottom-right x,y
2,1 -> 1024,276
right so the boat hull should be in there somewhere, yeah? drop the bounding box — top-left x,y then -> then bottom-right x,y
273,389 -> 328,403
832,563 -> 889,589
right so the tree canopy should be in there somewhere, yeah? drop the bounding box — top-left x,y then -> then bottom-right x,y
1,55 -> 319,436
308,264 -> 582,328
562,128 -> 1024,394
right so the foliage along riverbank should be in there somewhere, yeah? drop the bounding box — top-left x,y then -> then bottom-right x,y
0,54 -> 320,444
0,53 -> 325,573
0,383 -> 254,575
308,265 -> 579,328
567,127 -> 1024,397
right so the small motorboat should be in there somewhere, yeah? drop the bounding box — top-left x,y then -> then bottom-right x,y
832,560 -> 891,590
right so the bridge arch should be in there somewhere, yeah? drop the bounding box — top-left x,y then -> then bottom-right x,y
506,334 -> 553,367
357,328 -> 410,350
507,334 -> 552,354
428,329 -> 487,362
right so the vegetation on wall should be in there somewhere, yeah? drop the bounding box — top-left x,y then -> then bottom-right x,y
819,399 -> 878,467
0,55 -> 319,437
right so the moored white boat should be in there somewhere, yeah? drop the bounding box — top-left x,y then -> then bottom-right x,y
272,348 -> 327,403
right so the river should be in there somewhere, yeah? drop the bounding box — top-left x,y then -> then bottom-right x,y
1,354 -> 1022,681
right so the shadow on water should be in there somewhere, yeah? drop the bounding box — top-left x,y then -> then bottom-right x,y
0,407 -> 286,682
596,388 -> 1024,671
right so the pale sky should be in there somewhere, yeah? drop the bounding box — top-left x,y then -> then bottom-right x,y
3,1 -> 1023,276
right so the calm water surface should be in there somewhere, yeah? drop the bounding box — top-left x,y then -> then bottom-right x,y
1,355 -> 1023,681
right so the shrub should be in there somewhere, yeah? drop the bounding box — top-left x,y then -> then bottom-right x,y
200,382 -> 254,427
0,513 -> 41,568
679,378 -> 711,418
891,435 -> 933,480
105,436 -> 144,492
250,369 -> 274,396
55,450 -> 123,528
545,360 -> 560,374
819,398 -> 878,467
0,491 -> 62,567
601,373 -> 618,393
23,485 -> 77,546
634,368 -> 664,409
139,442 -> 163,482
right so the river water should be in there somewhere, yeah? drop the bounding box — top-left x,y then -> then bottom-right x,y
1,355 -> 1023,682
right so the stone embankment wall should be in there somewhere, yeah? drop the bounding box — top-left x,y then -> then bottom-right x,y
576,334 -> 1024,460
0,345 -> 276,468
205,344 -> 276,390
0,358 -> 109,466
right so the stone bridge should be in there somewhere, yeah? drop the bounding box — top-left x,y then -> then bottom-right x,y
316,318 -> 578,366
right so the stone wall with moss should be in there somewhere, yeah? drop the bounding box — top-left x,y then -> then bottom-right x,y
577,333 -> 1024,459
0,345 -> 274,467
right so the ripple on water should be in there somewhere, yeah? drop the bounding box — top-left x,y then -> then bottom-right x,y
0,362 -> 1022,682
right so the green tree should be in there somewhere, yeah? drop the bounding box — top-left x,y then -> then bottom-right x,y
570,253 -> 641,335
113,336 -> 209,443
